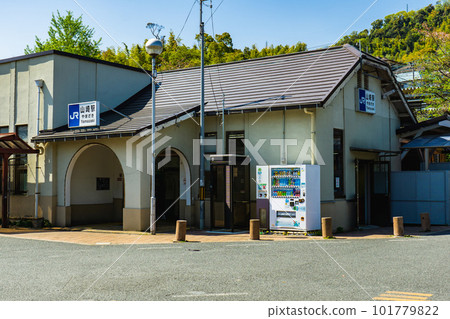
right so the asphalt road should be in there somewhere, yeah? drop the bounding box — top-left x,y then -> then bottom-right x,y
0,232 -> 449,301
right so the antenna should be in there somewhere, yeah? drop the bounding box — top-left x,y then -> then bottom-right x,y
146,23 -> 164,39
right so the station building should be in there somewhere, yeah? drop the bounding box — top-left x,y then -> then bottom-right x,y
0,44 -> 416,231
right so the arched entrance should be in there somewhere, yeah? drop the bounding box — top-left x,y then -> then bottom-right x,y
65,144 -> 124,226
155,148 -> 191,231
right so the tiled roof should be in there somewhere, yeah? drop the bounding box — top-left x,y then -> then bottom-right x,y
33,44 -> 415,142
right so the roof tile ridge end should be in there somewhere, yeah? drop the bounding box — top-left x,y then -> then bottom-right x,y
342,44 -> 361,59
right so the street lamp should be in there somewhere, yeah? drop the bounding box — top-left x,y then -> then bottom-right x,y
145,36 -> 163,235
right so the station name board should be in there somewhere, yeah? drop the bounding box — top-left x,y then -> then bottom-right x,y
68,101 -> 100,128
357,88 -> 376,114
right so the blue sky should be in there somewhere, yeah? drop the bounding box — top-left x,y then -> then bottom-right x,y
0,0 -> 437,59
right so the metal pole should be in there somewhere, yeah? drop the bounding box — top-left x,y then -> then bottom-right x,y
424,148 -> 429,171
199,0 -> 206,229
34,86 -> 41,220
2,154 -> 9,228
222,94 -> 225,154
150,56 -> 157,234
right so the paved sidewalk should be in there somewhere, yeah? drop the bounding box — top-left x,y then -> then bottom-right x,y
0,224 -> 449,245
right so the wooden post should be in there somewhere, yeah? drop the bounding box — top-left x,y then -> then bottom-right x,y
420,213 -> 431,232
321,217 -> 332,238
1,154 -> 10,228
175,220 -> 187,242
393,216 -> 404,236
249,219 -> 260,240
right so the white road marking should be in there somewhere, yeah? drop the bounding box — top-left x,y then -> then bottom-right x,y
388,239 -> 426,242
95,242 -> 111,245
225,243 -> 270,247
306,241 -> 350,244
172,292 -> 248,298
138,246 -> 183,250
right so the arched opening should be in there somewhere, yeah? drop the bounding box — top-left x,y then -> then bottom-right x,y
155,147 -> 191,231
65,144 -> 124,226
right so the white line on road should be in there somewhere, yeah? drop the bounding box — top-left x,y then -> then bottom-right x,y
95,242 -> 111,245
388,239 -> 427,242
172,292 -> 248,298
225,243 -> 270,247
306,241 -> 350,243
137,246 -> 183,250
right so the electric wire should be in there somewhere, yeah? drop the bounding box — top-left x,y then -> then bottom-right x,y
205,0 -> 224,24
207,0 -> 226,119
177,0 -> 198,40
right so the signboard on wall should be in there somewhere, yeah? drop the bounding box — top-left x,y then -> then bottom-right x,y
357,88 -> 376,114
68,101 -> 100,128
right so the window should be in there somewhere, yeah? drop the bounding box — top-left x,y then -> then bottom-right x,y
14,125 -> 28,194
334,129 -> 344,198
226,131 -> 245,155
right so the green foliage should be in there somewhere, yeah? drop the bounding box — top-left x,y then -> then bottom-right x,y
413,29 -> 450,118
336,2 -> 450,62
101,31 -> 307,72
25,10 -> 102,58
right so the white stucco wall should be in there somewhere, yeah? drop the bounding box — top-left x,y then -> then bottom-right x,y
52,55 -> 150,128
70,145 -> 123,205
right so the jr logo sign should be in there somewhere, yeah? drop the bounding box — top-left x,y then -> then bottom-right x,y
357,88 -> 376,114
68,101 -> 100,128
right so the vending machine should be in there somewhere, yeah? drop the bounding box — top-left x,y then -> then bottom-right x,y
257,165 -> 320,231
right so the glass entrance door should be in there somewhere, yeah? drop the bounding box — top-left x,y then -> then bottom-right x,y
210,158 -> 250,231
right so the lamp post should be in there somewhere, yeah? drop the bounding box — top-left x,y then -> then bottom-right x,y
34,79 -> 44,223
145,37 -> 163,235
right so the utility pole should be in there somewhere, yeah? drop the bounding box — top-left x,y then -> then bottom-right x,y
222,94 -> 225,154
199,0 -> 206,230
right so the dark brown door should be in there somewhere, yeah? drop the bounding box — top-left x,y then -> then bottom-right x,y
370,161 -> 391,226
156,152 -> 180,229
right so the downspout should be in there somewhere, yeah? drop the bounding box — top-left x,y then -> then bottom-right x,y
222,94 -> 225,154
34,80 -> 44,220
304,108 -> 316,165
281,109 -> 286,165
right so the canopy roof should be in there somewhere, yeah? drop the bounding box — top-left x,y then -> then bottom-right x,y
401,135 -> 450,149
0,133 -> 39,155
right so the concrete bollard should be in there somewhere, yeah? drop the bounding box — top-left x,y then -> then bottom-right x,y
321,217 -> 332,238
175,220 -> 187,242
393,216 -> 404,237
420,213 -> 431,232
249,219 -> 260,240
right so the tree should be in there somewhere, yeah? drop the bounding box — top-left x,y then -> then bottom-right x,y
336,2 -> 450,62
25,11 -> 102,58
414,29 -> 450,119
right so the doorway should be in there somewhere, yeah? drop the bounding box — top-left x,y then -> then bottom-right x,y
356,160 -> 390,226
66,144 -> 124,226
155,150 -> 180,231
210,155 -> 250,231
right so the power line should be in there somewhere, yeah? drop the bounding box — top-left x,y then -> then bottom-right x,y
209,0 -> 225,96
205,0 -> 224,24
177,0 -> 198,40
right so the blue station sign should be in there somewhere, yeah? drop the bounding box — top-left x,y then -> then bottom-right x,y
357,88 -> 376,114
68,101 -> 100,128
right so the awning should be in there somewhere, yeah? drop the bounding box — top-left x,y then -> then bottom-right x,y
401,135 -> 450,149
1,133 -> 39,228
350,147 -> 400,156
0,133 -> 39,154
210,154 -> 250,165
